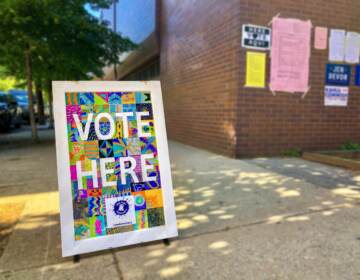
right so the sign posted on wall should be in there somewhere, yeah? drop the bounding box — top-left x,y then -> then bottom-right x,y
329,29 -> 346,62
245,51 -> 266,88
53,81 -> 178,257
269,17 -> 311,93
325,64 -> 351,86
242,24 -> 271,50
355,65 -> 360,86
324,86 -> 349,106
345,32 -> 360,64
314,27 -> 328,50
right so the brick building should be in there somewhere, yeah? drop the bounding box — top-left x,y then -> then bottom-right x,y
102,0 -> 360,157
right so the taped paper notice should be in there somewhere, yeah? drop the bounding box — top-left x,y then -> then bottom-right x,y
329,29 -> 346,62
245,51 -> 266,88
270,17 -> 311,93
345,32 -> 360,64
324,86 -> 348,106
314,27 -> 328,50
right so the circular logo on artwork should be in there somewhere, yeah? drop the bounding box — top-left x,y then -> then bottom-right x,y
134,195 -> 145,207
113,200 -> 129,216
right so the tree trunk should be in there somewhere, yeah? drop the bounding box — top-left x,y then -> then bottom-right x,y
114,63 -> 118,80
46,79 -> 54,129
24,48 -> 38,142
35,80 -> 45,125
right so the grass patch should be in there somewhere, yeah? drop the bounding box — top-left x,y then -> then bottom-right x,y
340,141 -> 360,151
283,148 -> 302,157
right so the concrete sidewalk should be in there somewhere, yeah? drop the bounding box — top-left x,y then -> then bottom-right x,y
0,141 -> 359,279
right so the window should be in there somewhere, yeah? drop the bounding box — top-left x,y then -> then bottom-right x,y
124,58 -> 160,81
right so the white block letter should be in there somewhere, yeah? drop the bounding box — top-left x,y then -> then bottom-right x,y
95,113 -> 115,140
74,113 -> 93,141
119,157 -> 139,184
141,153 -> 156,182
115,112 -> 133,138
76,160 -> 98,189
100,158 -> 116,187
136,111 -> 151,137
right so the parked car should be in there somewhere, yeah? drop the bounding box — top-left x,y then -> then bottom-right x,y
9,89 -> 42,123
8,89 -> 30,122
0,92 -> 22,132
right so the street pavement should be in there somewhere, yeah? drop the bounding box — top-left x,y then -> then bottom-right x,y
0,125 -> 54,146
0,135 -> 359,280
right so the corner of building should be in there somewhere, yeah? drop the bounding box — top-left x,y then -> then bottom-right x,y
159,0 -> 242,158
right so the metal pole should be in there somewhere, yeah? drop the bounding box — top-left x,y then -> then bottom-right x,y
113,0 -> 118,80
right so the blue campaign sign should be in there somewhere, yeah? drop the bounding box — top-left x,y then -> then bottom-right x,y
325,64 -> 351,86
355,65 -> 360,86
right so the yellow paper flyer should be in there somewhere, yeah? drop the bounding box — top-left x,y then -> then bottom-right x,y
245,51 -> 266,88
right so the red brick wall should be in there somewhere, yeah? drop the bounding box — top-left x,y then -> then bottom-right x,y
160,0 -> 360,157
160,0 -> 241,157
237,0 -> 360,157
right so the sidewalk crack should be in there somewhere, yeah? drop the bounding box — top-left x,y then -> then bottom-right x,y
111,249 -> 124,280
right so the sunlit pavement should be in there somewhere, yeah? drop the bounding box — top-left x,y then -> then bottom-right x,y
0,140 -> 359,279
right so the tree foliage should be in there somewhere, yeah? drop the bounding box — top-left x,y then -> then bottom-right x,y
0,0 -> 135,81
0,0 -> 135,139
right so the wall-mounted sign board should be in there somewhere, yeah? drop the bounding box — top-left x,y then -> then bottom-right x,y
324,86 -> 348,107
242,24 -> 271,50
355,65 -> 360,86
325,64 -> 351,86
53,81 -> 178,257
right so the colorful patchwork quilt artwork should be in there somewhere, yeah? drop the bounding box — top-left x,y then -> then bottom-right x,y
65,91 -> 166,241
54,82 -> 177,257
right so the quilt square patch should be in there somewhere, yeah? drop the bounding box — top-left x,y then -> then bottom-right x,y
105,196 -> 136,228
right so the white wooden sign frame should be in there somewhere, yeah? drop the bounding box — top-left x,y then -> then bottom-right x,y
53,81 -> 178,257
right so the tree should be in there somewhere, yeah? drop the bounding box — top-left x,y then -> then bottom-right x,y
0,0 -> 135,139
35,80 -> 45,125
